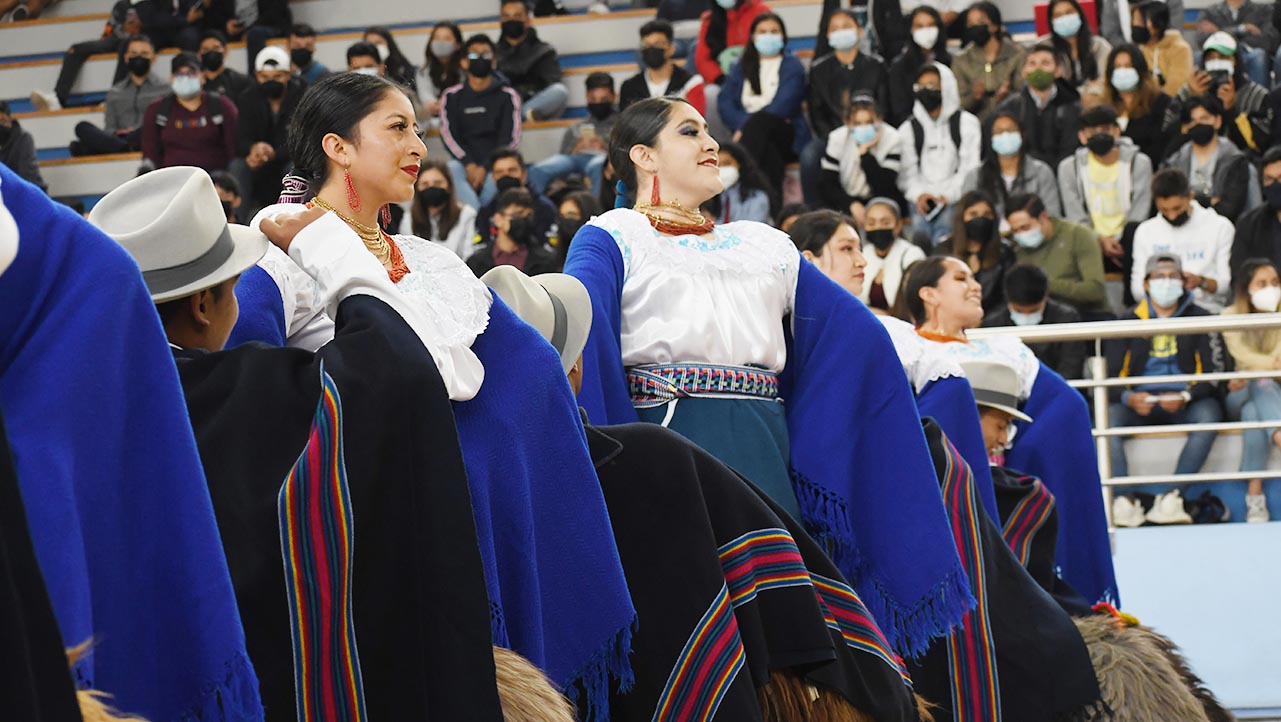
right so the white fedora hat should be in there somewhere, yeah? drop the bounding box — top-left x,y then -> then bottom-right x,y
960,360 -> 1033,423
89,166 -> 268,303
481,265 -> 592,374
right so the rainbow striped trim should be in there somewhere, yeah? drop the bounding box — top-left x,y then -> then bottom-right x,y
627,364 -> 780,407
651,584 -> 746,722
939,438 -> 1001,722
1000,476 -> 1055,568
278,369 -> 367,722
811,573 -> 912,686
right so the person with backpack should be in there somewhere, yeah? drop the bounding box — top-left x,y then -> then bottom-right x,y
141,53 -> 239,172
897,62 -> 981,245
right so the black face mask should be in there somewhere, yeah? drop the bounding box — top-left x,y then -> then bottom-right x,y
468,57 -> 493,78
501,19 -> 526,40
1130,25 -> 1151,44
0,124 -> 11,144
641,46 -> 667,70
200,50 -> 224,72
418,186 -> 450,211
126,56 -> 152,77
964,216 -> 995,241
506,216 -> 531,241
964,24 -> 992,46
916,88 -> 943,112
866,228 -> 896,251
587,102 -> 613,120
1166,209 -> 1191,227
1188,123 -> 1217,146
1086,132 -> 1116,156
558,215 -> 584,243
261,80 -> 285,100
1265,182 -> 1281,211
290,47 -> 313,68
495,175 -> 523,194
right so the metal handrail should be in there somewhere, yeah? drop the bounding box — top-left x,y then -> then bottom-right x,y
967,311 -> 1281,343
1095,420 -> 1281,437
1107,469 -> 1281,486
1069,369 -> 1281,388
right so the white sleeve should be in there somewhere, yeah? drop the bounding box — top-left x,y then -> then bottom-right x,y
897,119 -> 924,201
945,113 -> 982,204
287,212 -> 485,401
1212,218 -> 1234,306
254,243 -> 334,352
1130,222 -> 1152,303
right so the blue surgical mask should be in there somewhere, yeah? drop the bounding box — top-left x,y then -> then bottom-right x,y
1148,278 -> 1184,307
171,75 -> 201,99
1111,66 -> 1140,92
1010,309 -> 1044,326
828,28 -> 860,51
1052,12 -> 1082,38
851,123 -> 877,144
1013,226 -> 1045,249
715,0 -> 737,8
991,131 -> 1023,157
753,33 -> 785,57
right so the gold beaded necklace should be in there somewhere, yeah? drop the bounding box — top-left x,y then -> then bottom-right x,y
311,195 -> 393,265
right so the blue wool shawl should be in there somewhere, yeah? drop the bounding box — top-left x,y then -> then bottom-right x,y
0,165 -> 262,721
226,264 -> 285,348
917,376 -> 1000,519
566,226 -> 971,658
1005,367 -> 1119,606
451,297 -> 635,719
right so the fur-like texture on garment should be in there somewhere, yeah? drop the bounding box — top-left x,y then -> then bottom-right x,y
758,670 -> 937,722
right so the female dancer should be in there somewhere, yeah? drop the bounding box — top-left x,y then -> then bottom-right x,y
564,97 -> 971,658
247,72 -> 634,718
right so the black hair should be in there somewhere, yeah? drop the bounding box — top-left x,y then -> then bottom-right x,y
426,22 -> 464,93
199,29 -> 229,46
287,72 -> 407,189
411,158 -> 463,239
903,6 -> 952,69
364,26 -> 415,86
975,110 -> 1025,210
56,196 -> 84,214
209,170 -> 241,196
585,71 -> 615,93
155,280 -> 230,326
789,210 -> 850,256
1151,167 -> 1191,199
914,62 -> 941,84
171,52 -> 201,74
1262,144 -> 1281,168
715,141 -> 779,218
465,33 -> 496,54
1004,262 -> 1049,305
1180,93 -> 1224,123
346,41 -> 381,66
489,147 -> 525,170
607,97 -> 692,200
1027,42 -> 1059,64
966,1 -> 1005,36
499,0 -> 527,9
1103,43 -> 1158,117
741,13 -> 788,96
124,34 -> 154,52
495,187 -> 535,214
1235,258 -> 1278,306
1005,191 -> 1046,219
895,256 -> 954,325
1136,1 -> 1169,36
640,18 -> 674,41
775,202 -> 809,228
0,100 -> 9,115
1047,0 -> 1098,82
949,190 -> 1001,269
846,92 -> 881,120
703,0 -> 744,75
561,190 -> 603,218
290,23 -> 317,38
1079,103 -> 1119,128
826,7 -> 861,32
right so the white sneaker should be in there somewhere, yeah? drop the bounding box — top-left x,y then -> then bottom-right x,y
1246,494 -> 1270,524
30,90 -> 61,112
1112,496 -> 1146,528
1145,490 -> 1193,525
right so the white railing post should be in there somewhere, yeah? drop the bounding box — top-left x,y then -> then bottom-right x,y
1088,356 -> 1114,534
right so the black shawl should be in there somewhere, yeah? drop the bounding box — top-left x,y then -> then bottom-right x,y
909,419 -> 1105,722
0,409 -> 83,722
588,420 -> 918,722
176,295 -> 503,722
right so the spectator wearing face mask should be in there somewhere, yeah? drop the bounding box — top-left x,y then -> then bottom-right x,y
1163,94 -> 1251,222
817,94 -> 903,224
231,46 -> 305,218
1130,1 -> 1193,98
406,158 -> 478,260
467,188 -> 560,276
619,20 -> 706,114
1177,32 -> 1272,158
996,44 -> 1082,169
142,52 -> 239,171
982,263 -> 1089,379
934,189 -> 1014,310
496,0 -> 568,121
347,41 -> 386,77
1002,191 -> 1106,316
1035,0 -> 1112,102
858,196 -> 923,313
0,101 -> 43,190
1195,0 -> 1278,88
962,110 -> 1061,222
441,34 -> 521,209
887,6 -> 953,126
1100,43 -> 1175,165
419,22 -> 464,126
209,169 -> 242,222
1098,0 -> 1184,49
708,141 -> 775,224
951,1 -> 1026,123
528,72 -> 617,197
1231,147 -> 1281,282
288,24 -> 330,85
1131,168 -> 1233,312
553,190 -> 601,266
69,35 -> 169,157
197,30 -> 251,101
476,150 -> 558,247
31,0 -> 141,111
363,26 -> 418,91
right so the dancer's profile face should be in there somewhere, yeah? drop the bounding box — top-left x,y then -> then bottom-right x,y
638,102 -> 721,208
342,89 -> 426,206
922,258 -> 984,329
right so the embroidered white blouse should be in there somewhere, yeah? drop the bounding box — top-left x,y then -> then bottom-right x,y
878,316 -> 966,393
587,208 -> 799,372
919,333 -> 1041,400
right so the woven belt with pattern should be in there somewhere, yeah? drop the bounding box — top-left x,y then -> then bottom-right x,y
626,364 -> 780,408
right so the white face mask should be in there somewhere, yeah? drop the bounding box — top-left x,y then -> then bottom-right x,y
718,165 -> 740,189
912,25 -> 939,50
171,75 -> 202,99
1251,285 -> 1281,312
353,67 -> 380,76
372,43 -> 390,62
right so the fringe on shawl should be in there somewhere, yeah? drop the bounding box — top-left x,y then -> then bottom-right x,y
565,615 -> 637,722
69,643 -> 260,722
792,470 -> 975,661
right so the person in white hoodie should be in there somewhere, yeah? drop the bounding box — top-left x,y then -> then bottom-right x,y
897,61 -> 982,245
1130,167 -> 1234,312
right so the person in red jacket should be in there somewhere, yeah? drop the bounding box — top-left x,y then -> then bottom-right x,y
696,0 -> 771,138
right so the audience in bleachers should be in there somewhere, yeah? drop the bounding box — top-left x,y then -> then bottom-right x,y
695,0 -> 768,87
997,44 -> 1082,169
1099,44 -> 1175,166
182,0 -> 292,75
887,6 -> 952,127
288,23 -> 330,85
477,150 -> 557,246
418,22 -> 464,126
1195,0 -> 1277,89
466,187 -> 560,276
858,196 -> 924,313
1098,0 -> 1183,49
497,0 -> 569,120
897,61 -> 981,245
982,262 -> 1089,380
963,109 -> 1061,221
197,30 -> 251,100
1131,168 -> 1234,313
364,26 -> 418,90
528,72 -> 616,196
619,19 -> 706,114
1178,32 -> 1274,159
0,101 -> 43,190
1231,146 -> 1281,278
937,189 -> 1013,310
952,1 -> 1025,122
1036,0 -> 1112,103
551,189 -> 600,264
1003,191 -> 1107,317
406,157 -> 478,260
141,52 -> 238,172
31,0 -> 138,111
441,33 -> 521,208
69,34 -> 169,157
229,46 -> 300,218
347,40 -> 385,76
1165,94 -> 1252,222
817,93 -> 903,225
707,140 -> 774,223
1132,0 -> 1193,97
209,168 -> 241,221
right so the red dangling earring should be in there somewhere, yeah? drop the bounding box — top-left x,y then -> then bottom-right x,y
380,204 -> 391,229
344,170 -> 362,213
650,175 -> 661,205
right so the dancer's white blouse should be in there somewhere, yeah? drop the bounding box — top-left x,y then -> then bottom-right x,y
586,208 -> 799,372
919,332 -> 1041,400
